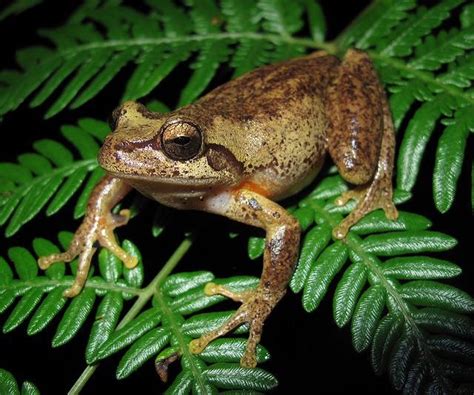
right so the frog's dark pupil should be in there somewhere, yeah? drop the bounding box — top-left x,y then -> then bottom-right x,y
173,136 -> 191,145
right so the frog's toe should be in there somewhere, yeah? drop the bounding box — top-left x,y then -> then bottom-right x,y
189,288 -> 278,367
383,200 -> 398,220
334,189 -> 361,206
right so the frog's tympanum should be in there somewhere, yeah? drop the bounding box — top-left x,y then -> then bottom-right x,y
38,49 -> 398,368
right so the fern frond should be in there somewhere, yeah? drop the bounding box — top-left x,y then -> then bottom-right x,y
0,119 -> 108,236
0,368 -> 39,395
247,173 -> 474,393
0,235 -> 276,393
0,0 -> 43,22
0,0 -> 330,119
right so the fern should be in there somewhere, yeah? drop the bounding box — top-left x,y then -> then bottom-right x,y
0,234 -> 277,393
0,119 -> 109,236
0,0 -> 330,119
0,368 -> 39,395
247,173 -> 474,392
1,0 -> 473,393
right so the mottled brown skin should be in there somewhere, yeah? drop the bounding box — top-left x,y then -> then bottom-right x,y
38,49 -> 398,368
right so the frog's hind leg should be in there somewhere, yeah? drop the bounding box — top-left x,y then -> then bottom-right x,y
326,49 -> 398,239
189,189 -> 300,368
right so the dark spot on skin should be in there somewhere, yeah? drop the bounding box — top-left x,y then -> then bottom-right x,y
206,143 -> 244,174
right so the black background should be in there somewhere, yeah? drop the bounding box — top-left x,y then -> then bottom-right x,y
0,1 -> 472,394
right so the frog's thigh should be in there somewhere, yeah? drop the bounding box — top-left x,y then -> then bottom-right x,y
326,49 -> 384,185
209,188 -> 300,292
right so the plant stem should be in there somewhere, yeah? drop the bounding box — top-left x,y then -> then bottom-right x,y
68,237 -> 193,395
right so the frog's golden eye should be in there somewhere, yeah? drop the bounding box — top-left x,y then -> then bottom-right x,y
160,121 -> 202,161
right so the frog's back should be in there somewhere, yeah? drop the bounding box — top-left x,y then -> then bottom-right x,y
188,54 -> 339,200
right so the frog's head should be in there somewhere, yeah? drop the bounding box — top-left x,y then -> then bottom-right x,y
98,101 -> 244,206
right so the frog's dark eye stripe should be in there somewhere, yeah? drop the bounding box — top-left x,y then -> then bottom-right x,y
160,121 -> 202,161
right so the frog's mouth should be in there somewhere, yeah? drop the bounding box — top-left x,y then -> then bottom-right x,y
104,170 -> 222,187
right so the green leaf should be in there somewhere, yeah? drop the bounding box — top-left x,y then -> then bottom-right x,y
247,237 -> 265,260
292,207 -> 314,231
399,281 -> 474,313
3,288 -> 43,333
45,51 -> 112,118
397,100 -> 441,192
290,224 -> 331,293
380,0 -> 464,57
414,308 -> 474,340
98,249 -> 122,283
333,262 -> 367,327
351,285 -> 386,352
27,287 -> 67,335
0,163 -> 32,184
204,363 -> 278,391
371,314 -> 403,375
361,231 -> 457,256
30,54 -> 85,107
178,41 -> 229,106
302,242 -> 348,312
0,368 -> 19,394
21,381 -> 40,395
61,125 -> 100,159
116,327 -> 170,379
96,307 -> 161,361
52,287 -> 96,347
33,139 -> 73,166
350,211 -> 431,235
304,0 -> 326,42
182,311 -> 248,337
162,271 -> 215,297
8,247 -> 38,280
72,49 -> 138,108
433,108 -> 471,213
165,371 -> 193,395
389,334 -> 415,390
47,167 -> 88,215
6,175 -> 63,236
86,291 -> 124,364
199,338 -> 270,363
382,256 -> 461,280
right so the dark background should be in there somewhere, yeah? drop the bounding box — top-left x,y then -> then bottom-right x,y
0,1 -> 472,394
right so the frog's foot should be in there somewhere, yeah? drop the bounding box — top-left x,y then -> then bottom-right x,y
333,178 -> 398,239
189,283 -> 283,368
38,208 -> 137,297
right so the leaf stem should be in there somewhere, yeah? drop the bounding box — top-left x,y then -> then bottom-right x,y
67,236 -> 193,395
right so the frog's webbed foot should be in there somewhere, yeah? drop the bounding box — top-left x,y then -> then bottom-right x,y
333,177 -> 398,239
38,176 -> 134,297
189,283 -> 284,368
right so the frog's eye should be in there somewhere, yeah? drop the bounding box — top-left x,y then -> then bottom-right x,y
160,121 -> 202,161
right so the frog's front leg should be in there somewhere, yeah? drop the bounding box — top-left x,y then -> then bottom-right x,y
38,176 -> 136,297
189,189 -> 300,367
326,49 -> 398,239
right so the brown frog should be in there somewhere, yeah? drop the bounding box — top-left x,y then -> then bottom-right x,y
38,49 -> 398,368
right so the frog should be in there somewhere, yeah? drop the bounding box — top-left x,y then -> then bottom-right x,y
38,49 -> 398,368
